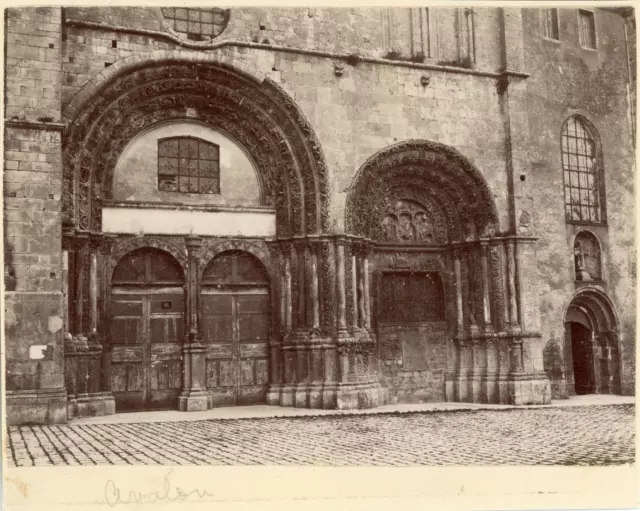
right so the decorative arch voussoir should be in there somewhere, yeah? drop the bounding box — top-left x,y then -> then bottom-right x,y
64,59 -> 329,238
198,239 -> 270,279
345,139 -> 499,241
109,236 -> 188,282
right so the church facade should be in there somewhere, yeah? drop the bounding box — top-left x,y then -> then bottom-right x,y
4,7 -> 636,425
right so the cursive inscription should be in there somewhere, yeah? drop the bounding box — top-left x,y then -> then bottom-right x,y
104,470 -> 214,507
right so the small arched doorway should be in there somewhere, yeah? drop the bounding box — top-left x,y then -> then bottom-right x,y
200,250 -> 271,406
109,248 -> 186,412
564,289 -> 621,396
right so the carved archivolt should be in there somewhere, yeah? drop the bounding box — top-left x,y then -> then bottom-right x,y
109,236 -> 188,280
199,239 -> 269,277
345,140 -> 499,242
63,61 -> 330,237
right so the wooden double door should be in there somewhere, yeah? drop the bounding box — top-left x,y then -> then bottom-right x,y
109,247 -> 271,412
201,250 -> 271,406
110,288 -> 184,411
109,248 -> 185,412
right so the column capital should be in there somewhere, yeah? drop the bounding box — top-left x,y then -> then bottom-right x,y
185,235 -> 203,253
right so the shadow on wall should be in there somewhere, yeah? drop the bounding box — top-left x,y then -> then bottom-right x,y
543,338 -> 567,399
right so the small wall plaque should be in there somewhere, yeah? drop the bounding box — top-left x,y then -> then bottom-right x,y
161,301 -> 172,310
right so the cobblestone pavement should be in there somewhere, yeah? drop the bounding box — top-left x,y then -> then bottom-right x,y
6,404 -> 635,467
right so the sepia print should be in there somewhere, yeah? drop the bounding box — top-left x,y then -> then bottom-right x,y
3,4 -> 636,479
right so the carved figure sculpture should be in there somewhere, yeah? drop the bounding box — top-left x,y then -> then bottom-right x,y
414,211 -> 434,243
382,214 -> 398,241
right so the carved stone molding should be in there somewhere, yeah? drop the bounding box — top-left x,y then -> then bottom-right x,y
345,140 -> 499,242
198,238 -> 269,277
63,62 -> 330,238
108,236 -> 188,280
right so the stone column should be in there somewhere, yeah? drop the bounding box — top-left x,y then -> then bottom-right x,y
310,244 -> 320,332
267,243 -> 283,406
73,235 -> 90,334
466,247 -> 480,333
295,242 -> 307,333
480,242 -> 492,332
89,252 -> 98,333
336,238 -> 349,339
506,239 -> 519,330
352,248 -> 360,331
590,332 -> 602,394
284,244 -> 293,334
457,339 -> 471,402
179,236 -> 208,412
362,248 -> 372,331
454,248 -> 464,335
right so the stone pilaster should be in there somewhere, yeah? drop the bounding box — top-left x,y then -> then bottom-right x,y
179,236 -> 208,412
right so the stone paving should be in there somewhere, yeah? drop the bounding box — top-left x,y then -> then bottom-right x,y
6,403 -> 635,467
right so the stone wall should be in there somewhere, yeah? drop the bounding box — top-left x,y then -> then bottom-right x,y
4,7 -> 66,425
113,122 -> 262,207
521,8 -> 636,395
3,7 -> 635,424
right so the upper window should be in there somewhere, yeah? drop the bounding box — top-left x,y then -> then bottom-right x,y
542,8 -> 559,40
561,116 -> 605,224
158,137 -> 220,194
161,8 -> 230,42
578,9 -> 597,49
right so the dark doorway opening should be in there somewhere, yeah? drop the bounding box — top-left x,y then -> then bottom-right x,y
568,322 -> 594,395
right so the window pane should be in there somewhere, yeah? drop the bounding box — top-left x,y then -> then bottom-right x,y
158,137 -> 220,195
199,142 -> 219,160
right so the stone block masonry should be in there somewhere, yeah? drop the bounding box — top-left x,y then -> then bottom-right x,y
5,7 -> 66,425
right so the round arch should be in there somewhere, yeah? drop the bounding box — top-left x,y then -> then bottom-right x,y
109,237 -> 188,281
564,287 -> 619,333
563,287 -> 621,395
199,239 -> 270,279
345,139 -> 499,242
63,54 -> 330,237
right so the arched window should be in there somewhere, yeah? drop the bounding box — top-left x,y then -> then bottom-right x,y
158,137 -> 220,194
573,231 -> 602,281
161,8 -> 230,42
561,116 -> 605,224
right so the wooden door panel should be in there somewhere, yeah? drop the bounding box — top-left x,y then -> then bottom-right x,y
201,289 -> 270,406
205,344 -> 234,359
111,294 -> 145,411
219,360 -> 236,387
202,315 -> 234,342
239,343 -> 269,358
240,360 -> 254,386
255,359 -> 269,385
202,294 -> 233,314
147,290 -> 183,407
205,360 -> 218,387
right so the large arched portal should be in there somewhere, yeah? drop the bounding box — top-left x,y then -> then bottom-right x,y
61,55 -> 343,416
564,288 -> 621,395
62,57 -> 330,237
345,140 -> 550,406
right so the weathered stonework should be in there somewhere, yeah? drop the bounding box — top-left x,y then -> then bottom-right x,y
4,7 -> 635,424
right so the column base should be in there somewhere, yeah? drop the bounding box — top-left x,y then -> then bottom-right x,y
67,397 -> 78,420
294,384 -> 310,408
335,382 -> 384,410
508,372 -> 552,405
6,389 -> 67,425
76,392 -> 116,418
266,384 -> 283,405
179,390 -> 209,411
